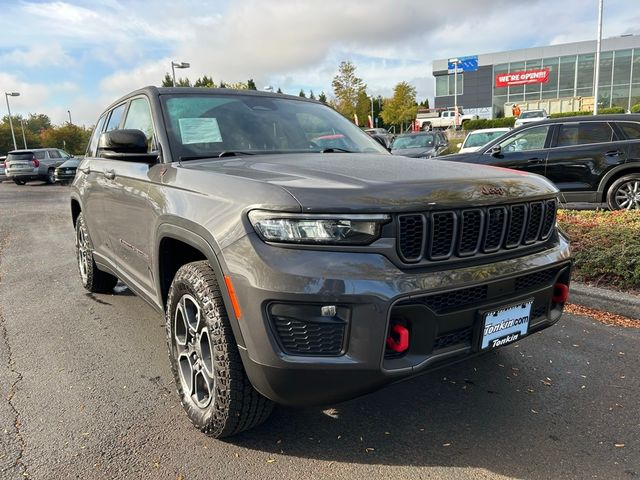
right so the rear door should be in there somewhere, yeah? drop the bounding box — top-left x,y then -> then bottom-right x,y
545,121 -> 627,199
480,124 -> 551,177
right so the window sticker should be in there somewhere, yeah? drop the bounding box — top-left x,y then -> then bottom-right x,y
178,118 -> 223,144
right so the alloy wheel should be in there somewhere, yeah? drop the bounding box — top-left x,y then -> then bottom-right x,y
76,225 -> 89,283
174,294 -> 215,409
614,179 -> 640,210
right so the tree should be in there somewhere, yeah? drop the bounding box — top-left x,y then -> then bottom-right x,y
247,79 -> 257,90
227,81 -> 248,90
309,90 -> 316,100
162,73 -> 191,87
194,75 -> 216,88
380,82 -> 418,129
318,91 -> 327,104
418,98 -> 430,109
39,124 -> 92,155
161,73 -> 173,87
299,89 -> 306,98
331,61 -> 367,123
276,87 -> 283,94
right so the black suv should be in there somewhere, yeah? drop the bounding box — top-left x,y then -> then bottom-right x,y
442,115 -> 640,209
70,87 -> 571,438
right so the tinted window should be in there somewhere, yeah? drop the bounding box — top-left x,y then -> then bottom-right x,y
618,122 -> 640,139
123,98 -> 154,141
557,122 -> 615,147
87,114 -> 107,157
7,153 -> 33,161
105,104 -> 126,132
499,125 -> 550,152
49,150 -> 60,159
35,151 -> 46,160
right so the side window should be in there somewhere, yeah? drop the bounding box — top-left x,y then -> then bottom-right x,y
49,150 -> 61,159
34,151 -> 46,160
105,104 -> 126,132
86,114 -> 107,157
618,122 -> 640,140
123,98 -> 154,143
557,124 -> 579,147
499,125 -> 550,152
59,150 -> 71,158
578,122 -> 615,144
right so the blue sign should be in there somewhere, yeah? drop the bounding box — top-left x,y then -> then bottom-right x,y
448,55 -> 478,73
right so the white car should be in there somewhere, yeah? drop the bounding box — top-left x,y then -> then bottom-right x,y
457,128 -> 510,153
514,109 -> 549,127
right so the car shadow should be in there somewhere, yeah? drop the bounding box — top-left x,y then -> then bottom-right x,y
225,344 -> 590,478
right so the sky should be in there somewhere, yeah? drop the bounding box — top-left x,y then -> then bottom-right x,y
0,0 -> 638,127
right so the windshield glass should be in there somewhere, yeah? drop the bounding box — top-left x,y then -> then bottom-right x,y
160,93 -> 388,160
391,134 -> 435,150
519,111 -> 545,119
463,130 -> 509,148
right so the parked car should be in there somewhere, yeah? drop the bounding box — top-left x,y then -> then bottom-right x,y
416,109 -> 479,130
5,148 -> 73,185
54,157 -> 81,184
390,131 -> 450,158
365,127 -> 394,147
0,156 -> 6,182
71,86 -> 570,438
514,109 -> 549,127
457,128 -> 511,153
441,114 -> 640,209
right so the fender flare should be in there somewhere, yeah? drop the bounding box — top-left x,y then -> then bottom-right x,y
597,163 -> 640,199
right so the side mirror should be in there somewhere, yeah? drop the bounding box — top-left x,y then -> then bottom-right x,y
489,145 -> 502,156
372,135 -> 391,151
97,129 -> 158,162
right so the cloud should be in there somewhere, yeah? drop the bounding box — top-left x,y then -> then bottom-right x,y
0,44 -> 74,68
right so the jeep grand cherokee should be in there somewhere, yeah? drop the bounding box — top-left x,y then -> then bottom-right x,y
70,87 -> 571,438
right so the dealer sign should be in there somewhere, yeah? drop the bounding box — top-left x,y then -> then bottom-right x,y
495,68 -> 550,87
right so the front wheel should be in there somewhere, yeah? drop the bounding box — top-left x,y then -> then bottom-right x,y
607,174 -> 640,210
46,169 -> 55,184
166,261 -> 273,438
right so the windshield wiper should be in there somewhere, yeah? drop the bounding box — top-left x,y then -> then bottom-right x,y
320,147 -> 354,153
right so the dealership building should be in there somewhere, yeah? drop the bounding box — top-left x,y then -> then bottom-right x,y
432,34 -> 640,119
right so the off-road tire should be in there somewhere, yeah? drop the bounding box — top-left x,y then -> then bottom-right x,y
606,174 -> 640,210
75,213 -> 118,293
165,261 -> 273,438
13,179 -> 26,185
46,169 -> 55,184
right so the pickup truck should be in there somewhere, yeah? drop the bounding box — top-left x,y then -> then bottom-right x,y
417,109 -> 479,130
71,86 -> 571,438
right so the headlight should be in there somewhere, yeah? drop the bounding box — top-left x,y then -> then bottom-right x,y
248,211 -> 390,245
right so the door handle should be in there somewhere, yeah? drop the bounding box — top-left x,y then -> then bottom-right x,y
104,169 -> 116,180
526,158 -> 544,164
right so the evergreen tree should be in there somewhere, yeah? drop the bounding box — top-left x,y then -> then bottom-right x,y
318,92 -> 327,104
299,89 -> 306,98
277,87 -> 283,94
309,90 -> 316,100
247,78 -> 257,90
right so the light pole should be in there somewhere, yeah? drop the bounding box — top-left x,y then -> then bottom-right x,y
171,61 -> 190,87
593,0 -> 604,114
20,119 -> 27,148
67,110 -> 72,124
4,92 -> 20,151
370,95 -> 374,129
450,58 -> 461,129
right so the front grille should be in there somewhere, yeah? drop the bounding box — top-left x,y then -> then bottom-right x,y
418,284 -> 489,313
434,327 -> 473,350
397,199 -> 557,264
515,267 -> 559,292
272,317 -> 345,355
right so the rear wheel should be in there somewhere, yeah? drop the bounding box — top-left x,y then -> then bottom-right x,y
75,213 -> 118,292
13,179 -> 26,185
165,261 -> 273,438
607,174 -> 640,210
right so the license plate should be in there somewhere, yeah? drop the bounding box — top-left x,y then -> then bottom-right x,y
481,300 -> 532,350
65,169 -> 73,174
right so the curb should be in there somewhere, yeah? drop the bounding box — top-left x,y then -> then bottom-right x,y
569,282 -> 640,320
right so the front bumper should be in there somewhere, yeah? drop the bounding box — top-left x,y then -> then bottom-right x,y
222,232 -> 571,406
54,170 -> 76,182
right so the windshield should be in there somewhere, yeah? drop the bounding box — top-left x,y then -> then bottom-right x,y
463,130 -> 509,148
519,111 -> 545,119
392,134 -> 435,150
160,93 -> 388,160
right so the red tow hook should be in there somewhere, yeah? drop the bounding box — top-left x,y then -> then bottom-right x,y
552,283 -> 570,304
386,324 -> 410,353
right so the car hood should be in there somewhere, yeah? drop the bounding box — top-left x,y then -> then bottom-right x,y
181,153 -> 557,212
390,147 -> 436,158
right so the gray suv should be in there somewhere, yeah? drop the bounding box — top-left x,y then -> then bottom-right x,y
70,87 -> 571,438
6,148 -> 73,184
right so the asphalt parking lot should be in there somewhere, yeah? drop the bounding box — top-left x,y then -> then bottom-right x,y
0,181 -> 638,480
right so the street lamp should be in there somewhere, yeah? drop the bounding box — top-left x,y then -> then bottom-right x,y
593,0 -> 604,114
67,110 -> 72,124
369,95 -> 374,129
450,58 -> 461,129
4,92 -> 20,151
19,119 -> 27,149
171,61 -> 190,87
